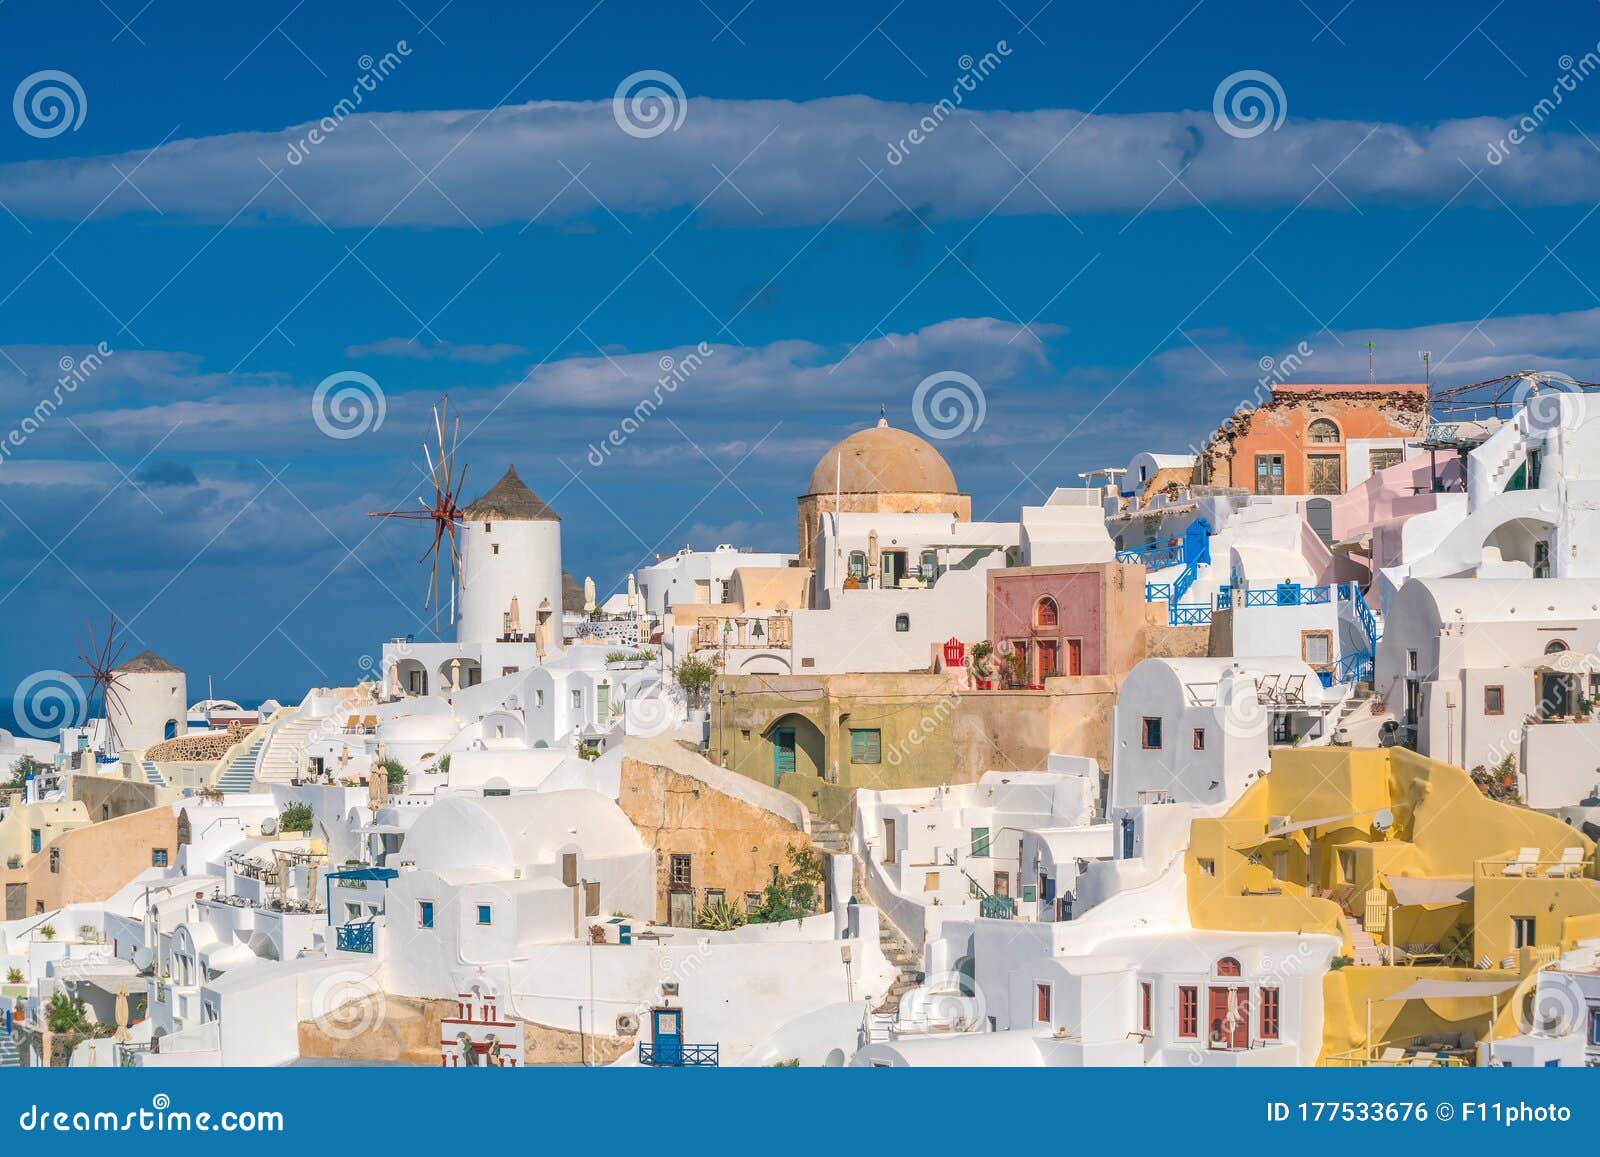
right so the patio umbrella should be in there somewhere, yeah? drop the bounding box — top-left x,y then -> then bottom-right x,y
113,984 -> 130,1043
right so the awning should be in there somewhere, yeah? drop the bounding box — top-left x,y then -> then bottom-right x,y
357,823 -> 406,835
1377,979 -> 1518,1002
1231,809 -> 1378,849
1385,876 -> 1473,907
1521,650 -> 1600,674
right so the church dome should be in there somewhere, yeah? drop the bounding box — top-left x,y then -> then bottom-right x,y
805,418 -> 959,497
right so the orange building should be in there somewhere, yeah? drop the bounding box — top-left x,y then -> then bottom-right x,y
1196,384 -> 1428,497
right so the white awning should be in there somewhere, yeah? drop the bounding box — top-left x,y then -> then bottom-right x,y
1385,876 -> 1473,907
1231,810 -> 1377,848
1377,979 -> 1518,1002
1521,650 -> 1600,674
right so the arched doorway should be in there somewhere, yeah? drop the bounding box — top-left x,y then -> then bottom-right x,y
395,659 -> 428,697
763,713 -> 826,786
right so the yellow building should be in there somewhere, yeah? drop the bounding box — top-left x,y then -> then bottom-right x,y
1186,745 -> 1598,1063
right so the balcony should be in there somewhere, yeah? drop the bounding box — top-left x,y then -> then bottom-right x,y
638,1042 -> 719,1066
336,921 -> 375,954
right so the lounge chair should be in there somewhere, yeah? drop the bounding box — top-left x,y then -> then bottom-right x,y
361,714 -> 378,733
1256,673 -> 1281,704
1500,847 -> 1540,876
1378,1047 -> 1406,1064
342,714 -> 360,733
1279,674 -> 1307,705
1409,1051 -> 1438,1067
1546,847 -> 1586,878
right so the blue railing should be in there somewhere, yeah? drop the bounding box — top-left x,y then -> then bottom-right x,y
638,1042 -> 720,1066
1171,604 -> 1212,626
980,893 -> 1017,919
1339,581 -> 1381,645
1116,542 -> 1184,569
1334,650 -> 1374,686
1240,583 -> 1332,607
336,921 -> 374,954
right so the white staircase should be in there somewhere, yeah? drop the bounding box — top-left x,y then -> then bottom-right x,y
1344,914 -> 1383,966
215,736 -> 266,794
256,712 -> 324,785
140,759 -> 165,787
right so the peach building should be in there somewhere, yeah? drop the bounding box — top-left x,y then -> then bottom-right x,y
1196,384 -> 1428,497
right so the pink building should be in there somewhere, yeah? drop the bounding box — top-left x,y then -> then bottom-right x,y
986,563 -> 1147,687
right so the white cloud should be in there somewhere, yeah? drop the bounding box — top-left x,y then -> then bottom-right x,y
0,96 -> 1590,229
343,337 -> 530,363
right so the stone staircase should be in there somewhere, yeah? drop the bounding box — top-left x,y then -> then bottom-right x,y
140,760 -> 165,787
810,818 -> 849,857
875,919 -> 924,1013
1344,914 -> 1383,966
0,1030 -> 18,1067
257,712 -> 323,785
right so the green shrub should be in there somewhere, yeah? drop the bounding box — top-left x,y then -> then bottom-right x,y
278,803 -> 314,833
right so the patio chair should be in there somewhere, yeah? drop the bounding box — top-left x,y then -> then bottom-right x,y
1500,847 -> 1540,876
1409,1051 -> 1439,1067
1546,847 -> 1586,878
1256,673 -> 1281,704
361,714 -> 378,733
1476,955 -> 1492,970
1279,674 -> 1307,705
1378,1047 -> 1406,1064
342,714 -> 361,733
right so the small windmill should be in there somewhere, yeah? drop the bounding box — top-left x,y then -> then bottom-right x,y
369,396 -> 469,628
75,614 -> 130,750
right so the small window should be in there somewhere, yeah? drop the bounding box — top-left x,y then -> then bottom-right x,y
476,904 -> 493,926
1406,649 -> 1419,675
847,551 -> 867,581
1178,986 -> 1199,1037
1545,639 -> 1569,655
346,903 -> 363,922
670,854 -> 692,888
571,689 -> 584,711
49,848 -> 60,873
534,689 -> 545,708
151,848 -> 169,868
1197,858 -> 1215,877
970,827 -> 991,858
743,892 -> 762,914
1140,981 -> 1153,1032
850,728 -> 882,764
1035,983 -> 1052,1025
1035,597 -> 1058,628
705,889 -> 725,908
1589,1008 -> 1600,1047
1512,915 -> 1536,950
491,543 -> 499,556
1339,849 -> 1357,883
1484,685 -> 1505,716
1216,956 -> 1242,977
1192,727 -> 1206,751
1301,630 -> 1333,667
1307,417 -> 1341,443
894,613 -> 910,633
923,872 -> 941,892
418,901 -> 435,929
1259,988 -> 1280,1039
1141,717 -> 1163,749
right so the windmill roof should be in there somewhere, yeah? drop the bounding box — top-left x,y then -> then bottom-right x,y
117,649 -> 182,673
462,466 -> 560,522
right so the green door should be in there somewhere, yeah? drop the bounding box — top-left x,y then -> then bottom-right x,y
773,727 -> 796,784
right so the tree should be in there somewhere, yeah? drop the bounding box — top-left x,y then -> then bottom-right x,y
749,846 -> 827,924
5,755 -> 46,790
278,803 -> 314,833
375,757 -> 408,788
676,655 -> 716,710
44,991 -> 90,1034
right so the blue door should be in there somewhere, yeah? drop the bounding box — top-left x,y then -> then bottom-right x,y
772,728 -> 796,785
651,1008 -> 683,1066
1183,519 -> 1212,567
1120,816 -> 1136,859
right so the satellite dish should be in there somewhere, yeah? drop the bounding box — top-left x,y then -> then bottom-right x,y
1371,808 -> 1394,833
259,816 -> 278,836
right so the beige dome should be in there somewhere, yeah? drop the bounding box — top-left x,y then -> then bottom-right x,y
805,418 -> 959,496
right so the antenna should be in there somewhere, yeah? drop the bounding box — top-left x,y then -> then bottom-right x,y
1364,341 -> 1376,383
1418,350 -> 1432,388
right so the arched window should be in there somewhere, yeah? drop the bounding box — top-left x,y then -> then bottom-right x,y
1545,639 -> 1569,654
894,613 -> 910,633
1035,597 -> 1058,628
1215,956 -> 1242,977
1307,418 -> 1341,444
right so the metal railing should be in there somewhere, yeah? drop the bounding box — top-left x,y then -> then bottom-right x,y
336,921 -> 375,953
638,1042 -> 719,1066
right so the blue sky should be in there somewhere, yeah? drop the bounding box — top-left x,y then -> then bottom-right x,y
3,0 -> 1600,705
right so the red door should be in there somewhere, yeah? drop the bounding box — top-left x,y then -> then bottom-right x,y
1066,639 -> 1082,676
1207,987 -> 1250,1050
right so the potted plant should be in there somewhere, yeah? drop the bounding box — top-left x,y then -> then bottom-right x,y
38,924 -> 56,941
970,641 -> 994,689
5,968 -> 22,984
278,803 -> 314,834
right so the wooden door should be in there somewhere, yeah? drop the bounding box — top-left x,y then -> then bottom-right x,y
1065,638 -> 1082,676
668,890 -> 695,928
1036,639 -> 1058,680
1308,454 -> 1342,496
773,727 -> 796,784
1254,454 -> 1285,495
1208,986 -> 1250,1049
993,871 -> 1010,897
